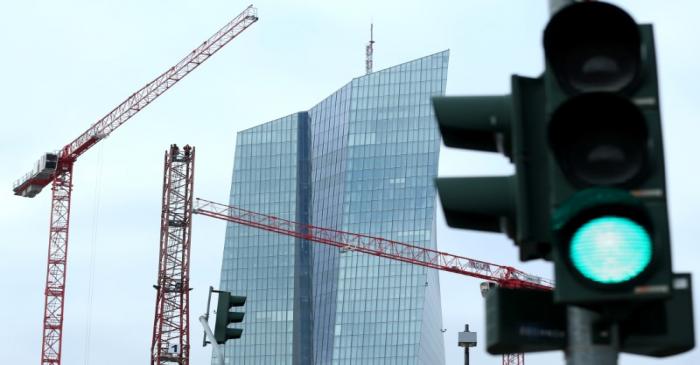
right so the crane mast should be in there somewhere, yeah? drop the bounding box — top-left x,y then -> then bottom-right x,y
504,353 -> 525,365
13,6 -> 258,365
41,165 -> 73,365
151,145 -> 195,365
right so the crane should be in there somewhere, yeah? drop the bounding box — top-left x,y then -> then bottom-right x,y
193,198 -> 553,291
193,198 -> 553,365
152,145 -> 195,365
12,6 -> 258,365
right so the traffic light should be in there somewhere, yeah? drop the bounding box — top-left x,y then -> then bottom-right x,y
433,76 -> 551,261
544,1 -> 673,304
214,291 -> 246,344
485,286 -> 566,355
433,1 -> 692,357
484,273 -> 695,357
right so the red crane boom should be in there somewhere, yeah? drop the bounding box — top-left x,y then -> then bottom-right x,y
193,198 -> 553,291
13,6 -> 258,365
194,198 -> 551,365
13,5 -> 259,197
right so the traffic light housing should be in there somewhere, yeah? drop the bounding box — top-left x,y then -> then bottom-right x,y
544,1 -> 673,305
620,273 -> 695,357
484,273 -> 694,357
433,76 -> 551,261
214,292 -> 246,344
485,286 -> 566,355
433,1 -> 692,357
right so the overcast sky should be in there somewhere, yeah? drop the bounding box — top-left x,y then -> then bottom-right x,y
1,1 -> 698,364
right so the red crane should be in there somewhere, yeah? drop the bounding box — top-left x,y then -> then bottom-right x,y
151,145 -> 195,365
12,6 -> 258,365
193,198 -> 553,365
193,198 -> 553,291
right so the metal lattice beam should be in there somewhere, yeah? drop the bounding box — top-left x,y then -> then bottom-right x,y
61,6 -> 258,164
503,352 -> 525,365
194,198 -> 547,364
151,145 -> 195,365
41,166 -> 73,365
194,198 -> 553,291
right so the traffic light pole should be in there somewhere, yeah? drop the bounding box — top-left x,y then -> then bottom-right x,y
566,307 -> 619,365
199,315 -> 224,365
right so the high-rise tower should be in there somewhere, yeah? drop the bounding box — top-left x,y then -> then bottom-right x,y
218,50 -> 449,365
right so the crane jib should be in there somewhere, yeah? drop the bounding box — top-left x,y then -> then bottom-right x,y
193,197 -> 554,291
12,5 -> 258,199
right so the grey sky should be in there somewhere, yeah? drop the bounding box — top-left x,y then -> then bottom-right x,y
0,1 -> 698,364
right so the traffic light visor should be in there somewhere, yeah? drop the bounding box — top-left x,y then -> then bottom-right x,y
569,215 -> 652,284
549,93 -> 648,187
544,2 -> 640,93
432,95 -> 512,155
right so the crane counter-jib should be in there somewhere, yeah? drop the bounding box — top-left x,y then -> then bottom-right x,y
12,152 -> 59,197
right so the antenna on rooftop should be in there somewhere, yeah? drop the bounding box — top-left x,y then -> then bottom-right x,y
365,23 -> 375,74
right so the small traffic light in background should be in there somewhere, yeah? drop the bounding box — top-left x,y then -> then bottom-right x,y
433,76 -> 551,261
544,1 -> 673,305
214,291 -> 246,344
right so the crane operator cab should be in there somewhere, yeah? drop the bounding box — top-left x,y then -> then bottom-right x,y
13,153 -> 59,198
40,153 -> 58,171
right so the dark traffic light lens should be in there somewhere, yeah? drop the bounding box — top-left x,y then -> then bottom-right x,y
564,47 -> 637,92
549,93 -> 648,187
569,216 -> 652,284
544,2 -> 640,93
568,126 -> 642,185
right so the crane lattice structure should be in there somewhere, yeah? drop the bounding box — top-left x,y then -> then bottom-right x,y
194,198 -> 553,291
194,198 -> 553,365
12,6 -> 258,365
151,145 -> 195,365
504,353 -> 525,365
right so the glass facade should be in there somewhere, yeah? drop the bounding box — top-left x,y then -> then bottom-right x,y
220,113 -> 302,364
218,50 -> 449,365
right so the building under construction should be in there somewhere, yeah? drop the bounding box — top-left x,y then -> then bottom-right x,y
218,50 -> 449,365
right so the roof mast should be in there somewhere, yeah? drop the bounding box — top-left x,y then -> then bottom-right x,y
365,23 -> 375,74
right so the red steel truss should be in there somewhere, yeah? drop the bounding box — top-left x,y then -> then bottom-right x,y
504,353 -> 525,365
58,6 -> 259,165
151,145 -> 195,365
11,6 -> 258,365
193,198 -> 553,291
194,198 -> 550,365
41,166 -> 73,365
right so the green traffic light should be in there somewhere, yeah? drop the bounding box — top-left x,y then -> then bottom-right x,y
569,216 -> 652,284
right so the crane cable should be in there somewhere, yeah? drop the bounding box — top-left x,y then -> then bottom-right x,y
83,143 -> 104,365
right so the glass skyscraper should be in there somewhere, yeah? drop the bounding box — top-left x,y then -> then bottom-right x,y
218,50 -> 449,365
